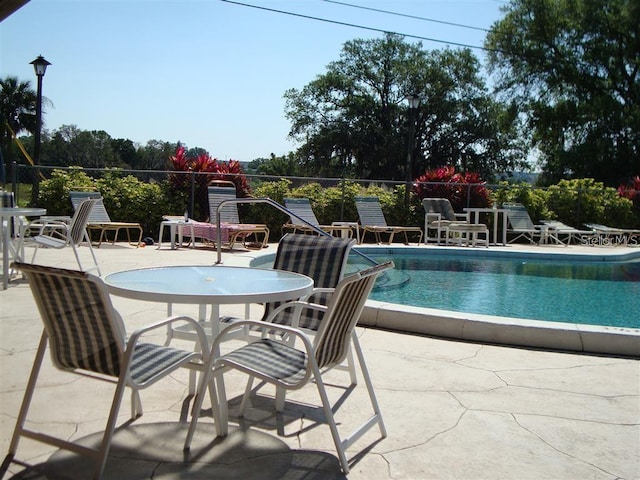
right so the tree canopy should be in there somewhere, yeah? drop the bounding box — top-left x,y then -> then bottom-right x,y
485,0 -> 640,186
284,33 -> 525,181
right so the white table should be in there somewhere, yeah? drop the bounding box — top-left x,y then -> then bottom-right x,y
0,207 -> 46,290
464,207 -> 508,245
104,265 -> 314,340
105,265 -> 314,392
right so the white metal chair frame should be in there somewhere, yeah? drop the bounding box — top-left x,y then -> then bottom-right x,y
1,262 -> 211,480
355,196 -> 423,245
185,261 -> 394,474
18,198 -> 102,275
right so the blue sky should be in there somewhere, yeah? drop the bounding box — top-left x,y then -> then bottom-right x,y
1,0 -> 506,163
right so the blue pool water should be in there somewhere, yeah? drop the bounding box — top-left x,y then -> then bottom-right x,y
352,251 -> 640,329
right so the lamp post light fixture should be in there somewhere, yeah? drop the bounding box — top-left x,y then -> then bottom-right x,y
404,93 -> 420,206
29,55 -> 51,205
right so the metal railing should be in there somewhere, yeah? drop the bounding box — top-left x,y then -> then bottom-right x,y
213,197 -> 378,266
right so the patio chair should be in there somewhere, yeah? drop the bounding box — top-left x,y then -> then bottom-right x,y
185,261 -> 394,474
167,234 -> 358,390
422,198 -> 488,246
70,191 -> 143,247
503,202 -> 546,244
583,223 -> 640,246
206,183 -> 269,249
18,198 -> 102,275
0,262 -> 210,480
355,196 -> 423,245
283,197 -> 354,238
541,220 -> 594,245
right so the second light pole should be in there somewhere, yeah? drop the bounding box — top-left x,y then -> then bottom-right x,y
404,93 -> 420,206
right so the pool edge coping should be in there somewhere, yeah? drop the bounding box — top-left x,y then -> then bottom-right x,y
243,244 -> 640,357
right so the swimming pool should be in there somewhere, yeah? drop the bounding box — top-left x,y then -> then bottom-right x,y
350,250 -> 640,329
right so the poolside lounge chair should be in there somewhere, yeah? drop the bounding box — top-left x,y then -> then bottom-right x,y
70,191 -> 143,247
283,197 -> 353,238
502,202 -> 549,244
541,220 -> 594,245
583,223 -> 640,246
206,184 -> 269,249
185,261 -> 394,474
355,196 -> 423,245
18,198 -> 102,275
1,262 -> 210,480
422,198 -> 488,246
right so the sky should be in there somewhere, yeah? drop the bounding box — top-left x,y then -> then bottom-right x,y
1,0 -> 507,163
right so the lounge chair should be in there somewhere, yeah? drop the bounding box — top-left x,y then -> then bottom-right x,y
185,261 -> 394,474
1,262 -> 210,480
283,197 -> 353,238
502,202 -> 551,244
541,220 -> 594,245
422,198 -> 488,246
206,184 -> 269,249
583,223 -> 640,246
18,198 -> 101,274
70,191 -> 143,247
355,196 -> 423,245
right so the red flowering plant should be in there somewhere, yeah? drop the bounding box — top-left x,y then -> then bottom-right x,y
617,176 -> 640,209
167,146 -> 251,220
412,166 -> 491,212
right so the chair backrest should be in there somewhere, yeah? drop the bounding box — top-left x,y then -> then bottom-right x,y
70,191 -> 111,223
268,233 -> 356,330
503,202 -> 536,230
284,198 -> 321,228
70,198 -> 98,245
208,185 -> 240,224
14,261 -> 125,377
314,261 -> 394,369
422,198 -> 457,222
355,196 -> 388,227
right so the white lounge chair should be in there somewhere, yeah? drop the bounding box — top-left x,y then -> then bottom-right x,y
283,197 -> 354,238
355,196 -> 423,245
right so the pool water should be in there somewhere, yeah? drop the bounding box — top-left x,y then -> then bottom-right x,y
353,253 -> 640,329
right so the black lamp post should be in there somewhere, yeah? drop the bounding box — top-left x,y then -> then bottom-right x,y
29,55 -> 51,205
404,93 -> 420,206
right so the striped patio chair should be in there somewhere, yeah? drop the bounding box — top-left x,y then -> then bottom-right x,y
207,184 -> 269,249
355,196 -> 423,245
283,197 -> 354,238
186,261 -> 395,474
70,191 -> 143,247
19,198 -> 102,274
1,262 -> 211,480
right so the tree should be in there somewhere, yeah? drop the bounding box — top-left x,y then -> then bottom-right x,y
485,0 -> 640,186
0,76 -> 37,183
284,33 -> 524,181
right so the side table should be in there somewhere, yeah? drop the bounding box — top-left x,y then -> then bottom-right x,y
158,219 -> 195,250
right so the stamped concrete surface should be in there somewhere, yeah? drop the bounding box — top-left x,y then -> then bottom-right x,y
0,243 -> 638,479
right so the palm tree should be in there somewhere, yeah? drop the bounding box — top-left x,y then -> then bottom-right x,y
0,76 -> 37,184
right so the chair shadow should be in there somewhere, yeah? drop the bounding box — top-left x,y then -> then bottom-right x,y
6,422 -> 345,480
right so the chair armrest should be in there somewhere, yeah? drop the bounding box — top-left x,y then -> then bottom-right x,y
455,213 -> 469,222
425,212 -> 442,226
213,319 -> 316,359
126,315 -> 211,361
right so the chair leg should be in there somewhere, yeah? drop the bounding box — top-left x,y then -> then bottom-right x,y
2,333 -> 48,474
311,363 -> 351,473
351,334 -> 386,437
239,376 -> 255,416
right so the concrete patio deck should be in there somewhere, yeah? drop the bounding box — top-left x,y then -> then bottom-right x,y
0,242 -> 638,479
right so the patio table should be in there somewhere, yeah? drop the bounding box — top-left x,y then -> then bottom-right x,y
105,265 -> 314,393
0,207 -> 46,290
464,207 -> 508,245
